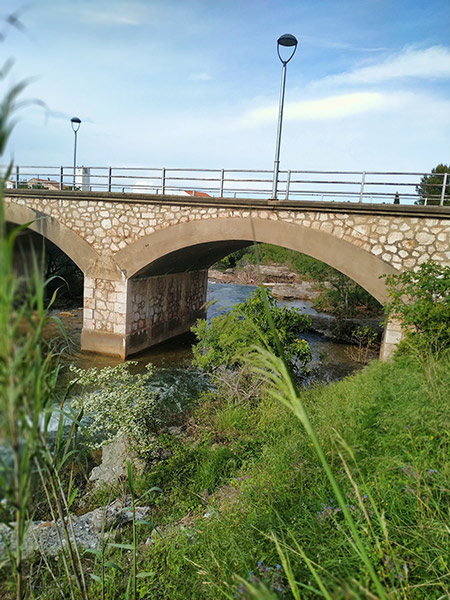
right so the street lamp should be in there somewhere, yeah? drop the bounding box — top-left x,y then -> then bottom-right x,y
70,117 -> 81,190
272,33 -> 298,200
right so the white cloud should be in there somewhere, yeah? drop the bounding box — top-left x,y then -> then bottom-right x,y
242,92 -> 385,124
326,45 -> 450,85
56,2 -> 150,27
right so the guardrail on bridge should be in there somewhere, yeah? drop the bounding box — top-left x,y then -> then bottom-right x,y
2,165 -> 449,206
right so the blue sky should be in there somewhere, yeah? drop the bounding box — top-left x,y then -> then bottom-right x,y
2,0 -> 450,173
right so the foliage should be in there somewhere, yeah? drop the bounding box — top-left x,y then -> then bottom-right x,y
384,260 -> 450,353
70,363 -> 161,457
0,23 -> 92,599
215,244 -> 382,316
192,287 -> 312,375
345,325 -> 379,364
313,271 -> 382,316
115,352 -> 450,600
0,205 -> 61,598
415,163 -> 450,206
216,243 -> 333,280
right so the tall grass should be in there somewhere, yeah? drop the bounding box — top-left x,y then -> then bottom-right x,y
0,24 -> 91,599
0,150 -> 92,600
134,354 -> 448,599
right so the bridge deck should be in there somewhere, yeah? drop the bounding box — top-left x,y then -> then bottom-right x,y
5,189 -> 450,219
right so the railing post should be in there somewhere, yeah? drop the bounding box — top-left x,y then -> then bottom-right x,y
15,165 -> 19,189
60,166 -> 64,190
161,167 -> 166,195
108,167 -> 112,192
285,170 -> 291,200
219,169 -> 225,197
359,171 -> 366,203
440,172 -> 448,206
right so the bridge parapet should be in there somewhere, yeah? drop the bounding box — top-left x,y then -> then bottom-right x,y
4,165 -> 450,205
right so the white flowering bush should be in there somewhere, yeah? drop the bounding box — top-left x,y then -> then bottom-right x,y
70,362 -> 161,457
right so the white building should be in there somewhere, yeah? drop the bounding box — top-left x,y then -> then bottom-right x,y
75,167 -> 91,191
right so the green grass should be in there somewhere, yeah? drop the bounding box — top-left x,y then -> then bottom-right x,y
1,257 -> 448,599
102,352 -> 449,599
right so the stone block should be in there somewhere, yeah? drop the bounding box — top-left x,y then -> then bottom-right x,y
114,302 -> 127,314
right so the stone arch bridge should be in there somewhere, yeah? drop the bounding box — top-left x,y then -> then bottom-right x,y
4,189 -> 450,359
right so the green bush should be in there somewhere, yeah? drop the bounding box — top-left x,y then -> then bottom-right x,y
192,287 -> 312,375
313,271 -> 382,316
384,260 -> 450,353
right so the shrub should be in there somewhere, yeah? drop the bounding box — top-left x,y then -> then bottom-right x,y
192,287 -> 312,375
384,260 -> 450,353
70,363 -> 161,457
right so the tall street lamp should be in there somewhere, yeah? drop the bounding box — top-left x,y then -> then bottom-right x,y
272,33 -> 298,200
71,117 -> 81,190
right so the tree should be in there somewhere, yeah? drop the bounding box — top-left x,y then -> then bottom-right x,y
416,164 -> 450,206
313,270 -> 382,317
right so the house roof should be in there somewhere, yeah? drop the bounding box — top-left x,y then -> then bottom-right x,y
183,190 -> 211,198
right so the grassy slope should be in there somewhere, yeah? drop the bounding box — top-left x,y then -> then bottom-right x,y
26,353 -> 449,599
125,353 -> 449,599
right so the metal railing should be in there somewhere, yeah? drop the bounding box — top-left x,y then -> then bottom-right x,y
2,165 -> 449,206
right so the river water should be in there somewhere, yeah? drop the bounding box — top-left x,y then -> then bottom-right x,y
35,280 -> 373,437
49,282 -> 364,388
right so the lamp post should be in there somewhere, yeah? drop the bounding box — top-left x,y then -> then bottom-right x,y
70,117 -> 81,190
272,33 -> 298,200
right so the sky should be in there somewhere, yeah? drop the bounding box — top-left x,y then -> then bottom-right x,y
2,0 -> 450,175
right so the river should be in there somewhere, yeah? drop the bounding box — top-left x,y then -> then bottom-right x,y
37,280 -> 374,436
49,282 -> 366,385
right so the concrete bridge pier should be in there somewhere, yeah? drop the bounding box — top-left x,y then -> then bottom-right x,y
380,319 -> 404,361
80,270 -> 208,358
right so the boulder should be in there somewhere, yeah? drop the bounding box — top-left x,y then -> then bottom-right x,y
89,435 -> 147,489
0,497 -> 151,559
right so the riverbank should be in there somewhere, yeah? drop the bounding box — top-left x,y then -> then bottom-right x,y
209,271 -> 384,344
143,352 -> 450,599
8,351 -> 448,599
209,265 -> 324,301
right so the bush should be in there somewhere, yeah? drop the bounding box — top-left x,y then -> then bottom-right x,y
70,363 -> 161,457
313,271 -> 382,316
384,260 -> 450,354
192,287 -> 312,375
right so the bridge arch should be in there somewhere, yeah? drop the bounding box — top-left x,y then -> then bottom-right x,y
115,217 -> 398,304
4,202 -> 100,273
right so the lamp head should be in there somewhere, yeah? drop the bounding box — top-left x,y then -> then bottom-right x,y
71,117 -> 81,133
277,33 -> 298,64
